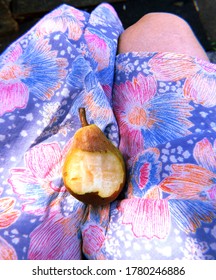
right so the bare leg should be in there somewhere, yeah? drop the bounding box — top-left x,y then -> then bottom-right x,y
118,12 -> 209,61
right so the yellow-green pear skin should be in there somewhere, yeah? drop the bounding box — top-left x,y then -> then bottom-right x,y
62,108 -> 126,206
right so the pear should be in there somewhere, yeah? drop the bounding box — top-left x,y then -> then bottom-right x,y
62,108 -> 126,206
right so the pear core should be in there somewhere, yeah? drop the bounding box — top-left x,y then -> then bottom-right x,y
62,108 -> 126,206
63,149 -> 125,198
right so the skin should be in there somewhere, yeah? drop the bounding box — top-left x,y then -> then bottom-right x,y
118,12 -> 209,61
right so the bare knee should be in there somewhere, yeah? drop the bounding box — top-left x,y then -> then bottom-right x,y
118,12 -> 209,61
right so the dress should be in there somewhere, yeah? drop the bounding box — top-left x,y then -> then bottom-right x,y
0,3 -> 216,260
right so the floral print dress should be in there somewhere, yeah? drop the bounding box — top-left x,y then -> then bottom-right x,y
0,3 -> 216,260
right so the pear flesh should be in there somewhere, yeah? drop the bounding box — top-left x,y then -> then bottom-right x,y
62,108 -> 126,206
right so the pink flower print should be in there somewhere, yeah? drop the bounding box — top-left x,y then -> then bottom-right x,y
119,148 -> 171,239
84,28 -> 111,71
82,205 -> 110,258
82,225 -> 105,256
148,52 -> 200,81
160,138 -> 216,201
148,52 -> 216,107
119,198 -> 171,239
159,164 -> 215,200
193,138 -> 216,200
28,209 -> 83,260
113,73 -> 193,158
36,5 -> 85,40
0,81 -> 28,116
183,61 -> 216,107
0,197 -> 20,228
8,142 -> 65,215
0,38 -> 68,116
127,148 -> 161,198
0,44 -> 29,116
0,236 -> 17,260
158,138 -> 216,233
193,137 -> 216,173
0,187 -> 20,229
113,73 -> 157,158
139,163 -> 151,189
119,138 -> 216,238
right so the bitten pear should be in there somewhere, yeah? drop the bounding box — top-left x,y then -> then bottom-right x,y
62,108 -> 126,206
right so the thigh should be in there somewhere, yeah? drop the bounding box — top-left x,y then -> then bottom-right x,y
118,12 -> 209,61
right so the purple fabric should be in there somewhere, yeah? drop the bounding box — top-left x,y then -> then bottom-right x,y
0,3 -> 216,260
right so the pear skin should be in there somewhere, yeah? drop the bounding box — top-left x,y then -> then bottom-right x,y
62,108 -> 126,206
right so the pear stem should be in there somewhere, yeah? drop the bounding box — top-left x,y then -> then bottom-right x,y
79,108 -> 89,127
